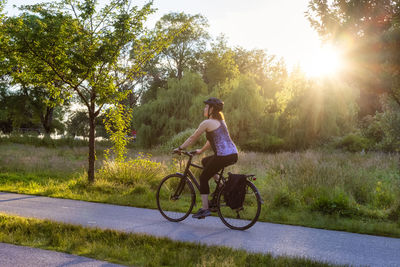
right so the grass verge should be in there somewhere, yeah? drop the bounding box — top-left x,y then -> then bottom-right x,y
1,143 -> 399,238
0,214 -> 340,267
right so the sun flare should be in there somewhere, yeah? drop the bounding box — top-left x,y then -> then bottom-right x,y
301,45 -> 342,77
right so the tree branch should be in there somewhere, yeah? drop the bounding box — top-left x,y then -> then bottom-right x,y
22,37 -> 90,108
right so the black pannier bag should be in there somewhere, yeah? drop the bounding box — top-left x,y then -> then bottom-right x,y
224,173 -> 247,209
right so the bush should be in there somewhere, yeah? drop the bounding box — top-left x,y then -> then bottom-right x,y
272,188 -> 296,208
373,181 -> 395,209
96,153 -> 165,189
311,188 -> 354,216
242,135 -> 285,152
388,201 -> 400,221
335,133 -> 372,152
360,97 -> 400,152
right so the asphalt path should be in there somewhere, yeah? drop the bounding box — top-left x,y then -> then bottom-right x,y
0,192 -> 400,267
0,242 -> 122,267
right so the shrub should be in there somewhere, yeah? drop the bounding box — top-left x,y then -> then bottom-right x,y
272,188 -> 296,208
388,201 -> 400,221
311,188 -> 354,216
335,133 -> 372,152
360,97 -> 400,152
96,153 -> 165,189
242,135 -> 285,152
373,181 -> 395,209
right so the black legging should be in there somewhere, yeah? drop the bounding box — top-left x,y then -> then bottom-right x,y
199,153 -> 238,194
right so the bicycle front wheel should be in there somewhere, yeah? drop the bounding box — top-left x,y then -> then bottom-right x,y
156,174 -> 196,222
217,181 -> 262,230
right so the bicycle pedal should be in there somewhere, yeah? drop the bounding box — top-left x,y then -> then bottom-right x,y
197,216 -> 206,219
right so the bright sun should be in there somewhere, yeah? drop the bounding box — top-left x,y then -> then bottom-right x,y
301,45 -> 342,77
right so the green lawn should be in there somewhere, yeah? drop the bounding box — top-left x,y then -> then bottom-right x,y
0,214 -> 341,267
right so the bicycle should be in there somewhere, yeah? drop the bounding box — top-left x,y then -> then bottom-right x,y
156,150 -> 262,230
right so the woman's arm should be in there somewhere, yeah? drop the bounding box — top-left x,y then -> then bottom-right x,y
179,120 -> 208,150
196,140 -> 211,154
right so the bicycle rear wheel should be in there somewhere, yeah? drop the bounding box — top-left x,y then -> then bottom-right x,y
217,181 -> 262,230
156,174 -> 196,222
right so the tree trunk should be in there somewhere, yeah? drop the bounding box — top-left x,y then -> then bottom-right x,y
177,67 -> 183,80
88,110 -> 96,184
41,106 -> 54,136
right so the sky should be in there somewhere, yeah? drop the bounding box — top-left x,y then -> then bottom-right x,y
4,0 -> 322,71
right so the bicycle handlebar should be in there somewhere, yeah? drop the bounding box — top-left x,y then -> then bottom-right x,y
172,150 -> 197,157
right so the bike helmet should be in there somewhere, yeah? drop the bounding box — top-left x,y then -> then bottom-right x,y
203,97 -> 224,112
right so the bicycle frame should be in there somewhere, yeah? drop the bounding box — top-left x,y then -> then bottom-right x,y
175,152 -> 226,193
158,151 -> 262,230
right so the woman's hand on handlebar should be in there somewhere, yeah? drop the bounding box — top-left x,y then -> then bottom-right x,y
173,147 -> 182,154
172,148 -> 200,156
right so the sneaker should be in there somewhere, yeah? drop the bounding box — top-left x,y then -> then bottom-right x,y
192,208 -> 211,219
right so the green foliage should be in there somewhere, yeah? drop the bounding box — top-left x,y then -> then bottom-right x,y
306,0 -> 400,109
103,104 -> 132,162
66,110 -> 107,138
388,201 -> 400,221
373,180 -> 396,209
242,135 -> 285,152
335,133 -> 372,152
311,188 -> 354,216
272,187 -> 297,208
0,83 -> 66,134
277,70 -> 359,149
3,0 -> 173,182
361,97 -> 400,152
202,36 -> 239,89
162,128 -> 206,151
233,47 -> 287,98
155,12 -> 209,79
97,153 -> 164,190
222,75 -> 265,143
134,72 -> 207,147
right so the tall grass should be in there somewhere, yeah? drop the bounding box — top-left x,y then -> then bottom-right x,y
0,143 -> 88,176
245,150 -> 400,218
1,142 -> 399,236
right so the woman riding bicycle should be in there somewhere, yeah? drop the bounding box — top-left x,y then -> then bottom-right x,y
175,97 -> 238,219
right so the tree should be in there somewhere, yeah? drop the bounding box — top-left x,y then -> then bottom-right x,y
276,68 -> 358,149
4,0 -> 171,182
202,36 -> 239,90
155,12 -> 209,79
222,75 -> 265,145
0,83 -> 65,134
233,47 -> 287,99
133,72 -> 207,147
306,0 -> 400,114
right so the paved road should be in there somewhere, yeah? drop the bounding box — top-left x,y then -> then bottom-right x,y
0,242 -> 122,267
1,192 -> 400,267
